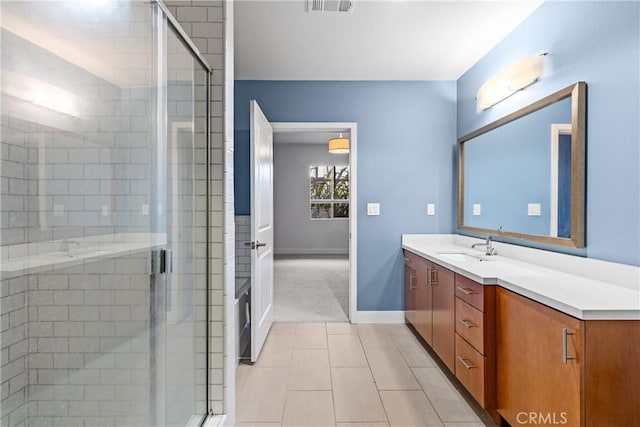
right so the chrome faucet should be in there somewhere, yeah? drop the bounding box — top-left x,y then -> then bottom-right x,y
60,238 -> 81,253
471,236 -> 497,256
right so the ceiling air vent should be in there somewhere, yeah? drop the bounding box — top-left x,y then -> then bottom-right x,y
307,0 -> 353,13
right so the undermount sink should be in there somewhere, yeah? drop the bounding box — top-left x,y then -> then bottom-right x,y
436,251 -> 491,262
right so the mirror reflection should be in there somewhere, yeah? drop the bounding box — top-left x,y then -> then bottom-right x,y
458,82 -> 585,248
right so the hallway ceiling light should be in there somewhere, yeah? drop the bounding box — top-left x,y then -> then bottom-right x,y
329,133 -> 349,154
477,53 -> 545,110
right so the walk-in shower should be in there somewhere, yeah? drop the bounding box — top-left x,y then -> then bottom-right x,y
1,1 -> 213,426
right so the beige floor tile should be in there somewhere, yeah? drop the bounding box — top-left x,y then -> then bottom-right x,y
380,390 -> 444,426
357,325 -> 396,350
289,348 -> 332,390
413,368 -> 481,423
326,322 -> 358,335
336,424 -> 389,427
255,333 -> 295,367
282,390 -> 336,426
331,367 -> 387,423
271,322 -> 297,334
237,362 -> 252,394
364,348 -> 420,390
328,334 -> 368,367
391,334 -> 436,368
237,367 -> 290,423
294,323 -> 328,349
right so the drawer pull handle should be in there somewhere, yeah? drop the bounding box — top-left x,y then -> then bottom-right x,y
457,318 -> 476,328
562,328 -> 576,364
456,286 -> 477,295
457,356 -> 476,370
404,257 -> 410,262
409,275 -> 416,290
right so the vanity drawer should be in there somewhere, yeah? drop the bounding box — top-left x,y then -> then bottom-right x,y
455,298 -> 484,354
455,333 -> 486,406
455,274 -> 485,311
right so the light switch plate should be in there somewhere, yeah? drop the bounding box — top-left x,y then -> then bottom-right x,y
528,203 -> 541,216
473,204 -> 481,216
367,203 -> 380,216
101,205 -> 109,217
141,204 -> 149,216
427,203 -> 436,216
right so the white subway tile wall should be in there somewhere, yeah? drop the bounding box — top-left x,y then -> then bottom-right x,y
1,1 -> 222,426
234,216 -> 251,279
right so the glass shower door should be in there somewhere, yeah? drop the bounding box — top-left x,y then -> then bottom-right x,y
0,2 -> 209,426
152,17 -> 209,427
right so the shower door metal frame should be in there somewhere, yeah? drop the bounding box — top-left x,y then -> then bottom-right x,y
151,2 -> 213,426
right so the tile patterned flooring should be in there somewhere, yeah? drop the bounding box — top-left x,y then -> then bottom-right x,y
236,322 -> 486,427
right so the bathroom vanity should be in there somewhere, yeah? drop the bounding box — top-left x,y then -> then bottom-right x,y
402,234 -> 640,426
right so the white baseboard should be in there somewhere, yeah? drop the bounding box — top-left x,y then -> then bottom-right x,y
354,310 -> 405,324
275,248 -> 349,255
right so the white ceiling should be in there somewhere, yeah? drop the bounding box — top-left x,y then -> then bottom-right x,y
234,0 -> 544,80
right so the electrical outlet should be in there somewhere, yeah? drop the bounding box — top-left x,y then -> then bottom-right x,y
473,204 -> 481,216
427,203 -> 436,216
101,205 -> 109,217
141,204 -> 149,216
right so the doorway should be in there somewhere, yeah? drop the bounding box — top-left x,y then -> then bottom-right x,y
271,123 -> 357,324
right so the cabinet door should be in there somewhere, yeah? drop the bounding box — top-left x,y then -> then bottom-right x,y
431,263 -> 456,372
404,263 -> 417,326
496,288 -> 582,426
415,259 -> 432,346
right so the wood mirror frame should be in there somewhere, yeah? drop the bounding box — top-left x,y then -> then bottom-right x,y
457,82 -> 586,248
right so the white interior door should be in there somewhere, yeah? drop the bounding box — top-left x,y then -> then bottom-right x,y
250,100 -> 274,362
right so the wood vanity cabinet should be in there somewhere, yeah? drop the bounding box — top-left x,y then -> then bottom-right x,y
454,275 -> 496,412
429,262 -> 456,372
403,250 -> 432,345
496,287 -> 640,427
403,251 -> 417,325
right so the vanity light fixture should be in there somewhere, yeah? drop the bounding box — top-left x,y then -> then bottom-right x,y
477,53 -> 545,110
329,133 -> 349,154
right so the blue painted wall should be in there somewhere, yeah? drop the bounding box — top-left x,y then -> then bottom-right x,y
464,97 -> 571,235
235,81 -> 457,310
457,1 -> 640,266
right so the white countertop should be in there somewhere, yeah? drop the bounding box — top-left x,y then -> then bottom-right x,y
402,234 -> 640,320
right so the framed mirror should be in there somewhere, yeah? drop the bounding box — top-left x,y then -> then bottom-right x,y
458,82 -> 586,248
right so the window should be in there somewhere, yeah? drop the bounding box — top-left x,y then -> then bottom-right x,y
309,165 -> 349,219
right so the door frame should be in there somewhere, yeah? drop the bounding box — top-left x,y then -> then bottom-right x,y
270,122 -> 358,322
549,123 -> 572,237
